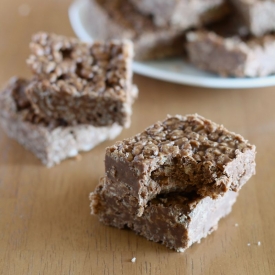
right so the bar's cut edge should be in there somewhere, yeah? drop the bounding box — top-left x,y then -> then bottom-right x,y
0,87 -> 123,167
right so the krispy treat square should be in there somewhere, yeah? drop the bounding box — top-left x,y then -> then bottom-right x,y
105,114 -> 256,216
186,15 -> 275,77
0,77 -> 123,167
231,0 -> 275,37
90,177 -> 238,252
129,0 -> 229,28
26,32 -> 137,127
85,0 -> 189,60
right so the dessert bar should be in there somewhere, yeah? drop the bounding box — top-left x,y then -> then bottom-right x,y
0,77 -> 123,167
85,0 -> 189,60
231,0 -> 275,37
129,0 -> 229,28
90,177 -> 238,252
27,32 -> 136,126
186,15 -> 275,77
105,114 -> 256,215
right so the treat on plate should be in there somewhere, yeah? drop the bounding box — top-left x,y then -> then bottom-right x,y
0,77 -> 124,167
231,0 -> 275,37
90,177 -> 238,252
129,0 -> 229,28
27,32 -> 137,127
86,0 -> 185,60
85,0 -> 229,60
104,114 -> 256,216
186,16 -> 275,77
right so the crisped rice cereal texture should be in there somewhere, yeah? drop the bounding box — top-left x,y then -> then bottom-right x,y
0,77 -> 123,167
105,114 -> 256,216
26,32 -> 137,126
90,177 -> 238,252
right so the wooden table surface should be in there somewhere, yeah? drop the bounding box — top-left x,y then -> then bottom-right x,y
0,0 -> 274,274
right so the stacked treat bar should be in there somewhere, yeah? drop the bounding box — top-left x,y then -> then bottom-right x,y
90,114 -> 256,252
86,0 -> 275,77
0,33 -> 137,167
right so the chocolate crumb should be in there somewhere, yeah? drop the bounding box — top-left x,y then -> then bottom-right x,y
18,4 -> 31,17
74,154 -> 82,162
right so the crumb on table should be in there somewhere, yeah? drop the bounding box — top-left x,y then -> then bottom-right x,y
74,154 -> 82,162
18,4 -> 31,17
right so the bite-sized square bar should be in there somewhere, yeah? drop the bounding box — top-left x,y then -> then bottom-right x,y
105,114 -> 256,216
0,77 -> 124,167
90,177 -> 238,252
83,0 -> 188,60
129,0 -> 229,28
231,0 -> 275,37
186,16 -> 275,77
26,32 -> 137,126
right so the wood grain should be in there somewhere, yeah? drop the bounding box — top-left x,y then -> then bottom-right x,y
0,0 -> 274,274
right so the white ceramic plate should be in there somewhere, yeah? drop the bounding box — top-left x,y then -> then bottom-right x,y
69,0 -> 275,89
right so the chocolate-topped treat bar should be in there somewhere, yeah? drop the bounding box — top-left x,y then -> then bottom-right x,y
105,114 -> 256,216
26,32 -> 136,127
0,77 -> 123,167
85,0 -> 229,60
86,0 -> 185,60
90,177 -> 238,252
129,0 -> 229,28
231,0 -> 275,37
186,15 -> 275,77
